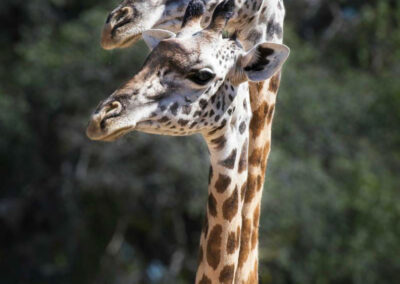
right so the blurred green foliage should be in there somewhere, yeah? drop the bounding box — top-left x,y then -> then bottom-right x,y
0,0 -> 399,283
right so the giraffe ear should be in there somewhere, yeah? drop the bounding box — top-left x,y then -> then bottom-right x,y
239,42 -> 290,82
142,29 -> 176,50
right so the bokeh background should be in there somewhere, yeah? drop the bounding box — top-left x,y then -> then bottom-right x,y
1,0 -> 400,283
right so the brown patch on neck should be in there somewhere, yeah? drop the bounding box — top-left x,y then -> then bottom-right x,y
249,102 -> 269,139
256,175 -> 262,192
211,135 -> 227,151
238,140 -> 248,173
208,193 -> 218,217
253,205 -> 260,228
251,228 -> 258,250
238,218 -> 252,269
206,224 -> 223,270
227,225 -> 241,255
219,264 -> 235,283
222,186 -> 239,222
236,226 -> 241,250
257,81 -> 265,93
260,141 -> 271,175
249,147 -> 263,166
268,72 -> 281,93
227,231 -> 237,254
199,274 -> 212,284
219,149 -> 237,169
244,174 -> 258,204
215,174 -> 231,193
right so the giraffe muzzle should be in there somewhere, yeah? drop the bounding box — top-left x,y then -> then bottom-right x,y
86,100 -> 124,141
101,6 -> 138,50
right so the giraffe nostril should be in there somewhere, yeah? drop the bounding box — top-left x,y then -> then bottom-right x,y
98,101 -> 123,130
115,7 -> 133,23
104,101 -> 123,118
106,7 -> 133,26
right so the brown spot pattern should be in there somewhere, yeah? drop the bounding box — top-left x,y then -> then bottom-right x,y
211,135 -> 226,150
206,225 -> 222,270
222,187 -> 239,222
236,226 -> 241,249
208,193 -> 218,217
249,102 -> 269,139
199,274 -> 212,284
253,205 -> 260,228
238,141 -> 248,174
249,147 -> 263,166
158,116 -> 169,123
178,119 -> 189,126
245,174 -> 258,204
238,218 -> 252,269
257,81 -> 265,93
215,174 -> 231,193
226,232 -> 236,254
219,264 -> 235,283
219,149 -> 237,169
261,142 -> 271,174
268,72 -> 281,93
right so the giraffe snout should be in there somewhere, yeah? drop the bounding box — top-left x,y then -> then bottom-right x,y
86,100 -> 124,140
101,6 -> 136,49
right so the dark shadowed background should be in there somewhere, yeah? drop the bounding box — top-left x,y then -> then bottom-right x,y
1,0 -> 399,283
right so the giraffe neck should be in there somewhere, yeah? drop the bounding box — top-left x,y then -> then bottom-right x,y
195,83 -> 251,284
234,1 -> 286,282
234,73 -> 281,283
154,1 -> 286,282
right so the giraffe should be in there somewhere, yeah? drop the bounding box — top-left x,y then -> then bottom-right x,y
101,0 -> 284,51
100,0 -> 286,282
87,1 -> 289,283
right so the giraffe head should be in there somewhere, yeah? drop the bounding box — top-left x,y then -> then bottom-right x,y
101,0 -> 186,50
88,0 -> 289,141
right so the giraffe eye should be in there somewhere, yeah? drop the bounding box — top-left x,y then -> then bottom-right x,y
187,68 -> 215,85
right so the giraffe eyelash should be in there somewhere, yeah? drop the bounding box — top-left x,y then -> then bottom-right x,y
187,68 -> 216,85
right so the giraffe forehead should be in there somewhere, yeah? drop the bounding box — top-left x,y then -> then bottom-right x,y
147,37 -> 237,75
148,39 -> 201,72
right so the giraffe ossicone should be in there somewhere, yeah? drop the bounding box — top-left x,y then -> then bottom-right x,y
87,1 -> 289,282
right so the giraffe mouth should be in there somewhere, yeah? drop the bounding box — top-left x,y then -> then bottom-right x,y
86,125 -> 133,142
98,126 -> 134,142
118,33 -> 142,48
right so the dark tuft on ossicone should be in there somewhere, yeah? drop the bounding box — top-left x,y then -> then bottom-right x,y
211,0 -> 235,23
182,0 -> 206,27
